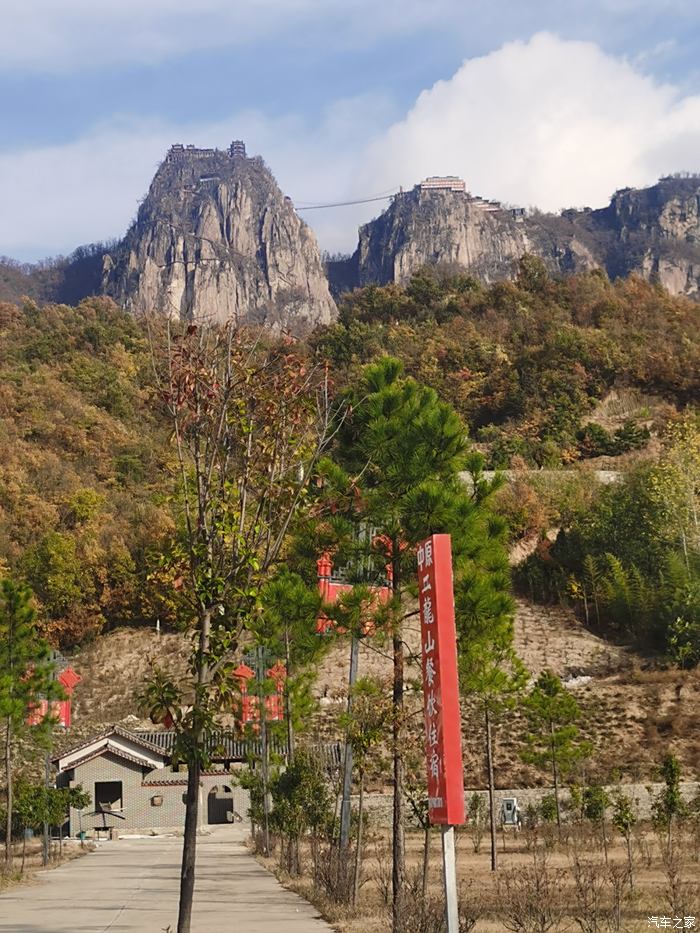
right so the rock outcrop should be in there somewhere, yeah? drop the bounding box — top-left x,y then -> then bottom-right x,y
4,159 -> 700,315
355,187 -> 529,286
103,143 -> 336,333
342,175 -> 700,297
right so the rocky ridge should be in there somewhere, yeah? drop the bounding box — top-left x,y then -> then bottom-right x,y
339,174 -> 700,296
3,153 -> 700,319
102,143 -> 336,334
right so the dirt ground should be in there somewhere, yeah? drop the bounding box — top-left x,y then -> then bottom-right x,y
312,597 -> 700,787
51,593 -> 700,788
268,823 -> 700,933
0,837 -> 92,892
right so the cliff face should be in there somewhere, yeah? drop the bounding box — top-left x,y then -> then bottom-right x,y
103,145 -> 336,333
591,178 -> 700,295
356,188 -> 530,286
348,177 -> 700,297
4,160 -> 700,316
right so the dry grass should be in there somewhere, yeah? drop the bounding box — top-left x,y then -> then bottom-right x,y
264,823 -> 700,933
47,596 -> 700,785
0,838 -> 94,892
311,598 -> 700,786
583,389 -> 668,432
51,626 -> 190,761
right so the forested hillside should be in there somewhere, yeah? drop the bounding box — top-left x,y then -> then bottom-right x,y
314,258 -> 699,467
0,244 -> 107,307
1,260 -> 698,660
313,260 -> 700,662
0,298 -> 173,646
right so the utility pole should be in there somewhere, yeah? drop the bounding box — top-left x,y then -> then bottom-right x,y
42,752 -> 50,866
338,634 -> 360,854
283,628 -> 294,763
260,692 -> 270,858
244,646 -> 275,859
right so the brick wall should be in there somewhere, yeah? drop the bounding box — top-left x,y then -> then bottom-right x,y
59,754 -> 250,836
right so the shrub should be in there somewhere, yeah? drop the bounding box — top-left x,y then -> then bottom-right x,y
539,795 -> 558,824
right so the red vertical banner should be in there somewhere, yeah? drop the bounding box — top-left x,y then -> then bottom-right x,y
26,666 -> 81,730
417,534 -> 465,825
57,666 -> 81,729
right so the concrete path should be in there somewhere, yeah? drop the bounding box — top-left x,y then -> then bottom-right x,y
0,826 -> 333,932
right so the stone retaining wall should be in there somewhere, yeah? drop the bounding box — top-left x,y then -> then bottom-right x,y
357,782 -> 700,826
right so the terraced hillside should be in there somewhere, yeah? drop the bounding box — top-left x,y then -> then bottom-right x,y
43,590 -> 699,792
310,597 -> 699,788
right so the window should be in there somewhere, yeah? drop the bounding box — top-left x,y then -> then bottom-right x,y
95,781 -> 122,813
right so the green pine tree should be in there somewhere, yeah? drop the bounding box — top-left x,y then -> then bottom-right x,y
521,669 -> 591,833
0,578 -> 62,871
252,569 -> 326,761
322,357 -> 514,928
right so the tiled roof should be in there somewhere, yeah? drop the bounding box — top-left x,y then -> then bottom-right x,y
65,743 -> 157,772
135,730 -> 288,760
52,724 -> 168,765
55,724 -> 342,769
137,731 -> 342,767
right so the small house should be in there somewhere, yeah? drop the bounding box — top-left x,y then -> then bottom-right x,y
53,725 -> 253,837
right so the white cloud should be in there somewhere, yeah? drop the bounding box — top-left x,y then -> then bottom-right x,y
357,32 -> 700,214
0,96 -> 395,259
3,34 -> 700,260
0,122 -> 175,260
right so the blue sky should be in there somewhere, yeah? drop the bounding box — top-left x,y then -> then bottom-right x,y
2,1 -> 700,260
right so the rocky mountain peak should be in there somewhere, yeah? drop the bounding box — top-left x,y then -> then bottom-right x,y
3,161 -> 700,316
354,179 -> 529,287
340,173 -> 700,299
102,142 -> 336,334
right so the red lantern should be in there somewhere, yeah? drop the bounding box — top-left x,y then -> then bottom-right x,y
233,661 -> 287,725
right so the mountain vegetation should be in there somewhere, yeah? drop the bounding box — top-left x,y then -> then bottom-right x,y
314,259 -> 699,467
1,265 -> 698,930
0,259 -> 697,659
518,417 -> 700,663
315,260 -> 700,661
0,297 -> 174,647
0,244 -> 109,306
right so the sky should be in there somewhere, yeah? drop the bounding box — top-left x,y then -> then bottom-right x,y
2,1 -> 700,261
